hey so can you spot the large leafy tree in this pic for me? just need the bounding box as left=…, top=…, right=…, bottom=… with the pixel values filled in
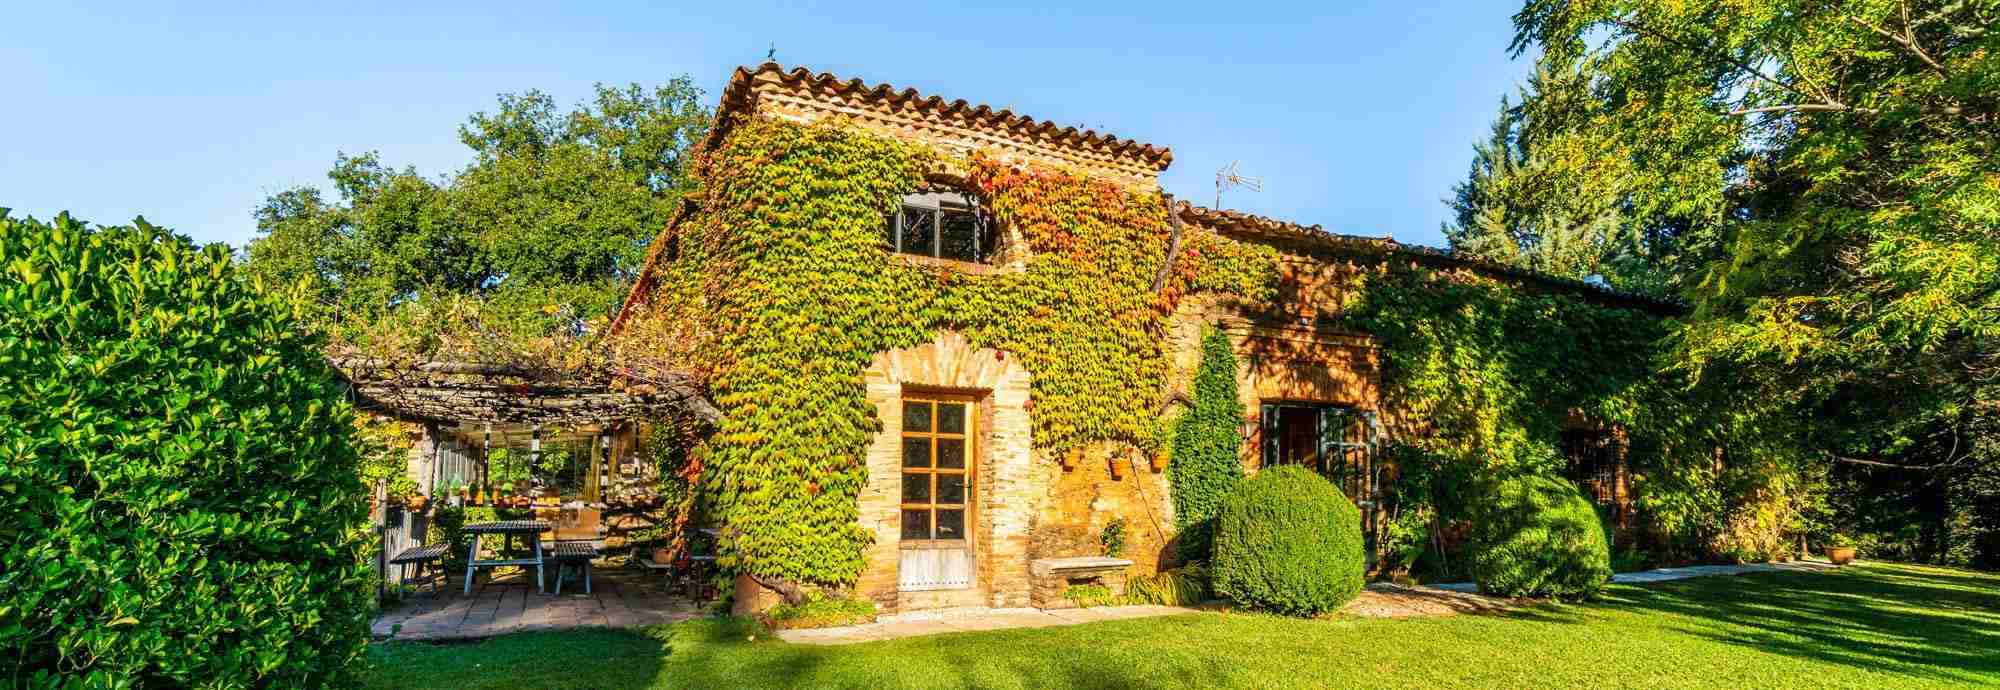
left=1487, top=0, right=1999, bottom=564
left=244, top=80, right=709, bottom=349
left=1444, top=64, right=1664, bottom=292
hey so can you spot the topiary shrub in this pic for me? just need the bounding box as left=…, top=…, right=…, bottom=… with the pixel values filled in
left=1169, top=327, right=1246, bottom=563
left=0, top=212, right=372, bottom=687
left=1468, top=473, right=1613, bottom=599
left=1211, top=465, right=1366, bottom=615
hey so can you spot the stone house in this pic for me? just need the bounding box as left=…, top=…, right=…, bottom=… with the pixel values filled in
left=608, top=63, right=1677, bottom=614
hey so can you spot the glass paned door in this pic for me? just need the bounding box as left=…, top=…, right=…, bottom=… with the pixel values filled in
left=898, top=395, right=975, bottom=591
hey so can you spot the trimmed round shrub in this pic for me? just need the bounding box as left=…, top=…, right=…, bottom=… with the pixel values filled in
left=0, top=213, right=372, bottom=687
left=1468, top=474, right=1613, bottom=599
left=1211, top=465, right=1366, bottom=615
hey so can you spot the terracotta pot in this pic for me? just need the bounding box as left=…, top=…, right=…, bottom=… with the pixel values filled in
left=405, top=495, right=428, bottom=511
left=1149, top=451, right=1168, bottom=472
left=1826, top=547, right=1857, bottom=565
left=651, top=547, right=674, bottom=564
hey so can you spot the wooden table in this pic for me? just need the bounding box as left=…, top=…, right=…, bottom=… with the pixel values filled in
left=462, top=520, right=553, bottom=595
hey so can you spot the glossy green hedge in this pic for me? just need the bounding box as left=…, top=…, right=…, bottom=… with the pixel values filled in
left=1468, top=473, right=1613, bottom=599
left=1212, top=466, right=1366, bottom=615
left=1169, top=327, right=1245, bottom=563
left=0, top=213, right=373, bottom=687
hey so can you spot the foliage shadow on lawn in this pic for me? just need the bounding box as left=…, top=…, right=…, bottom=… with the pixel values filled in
left=1504, top=565, right=2000, bottom=685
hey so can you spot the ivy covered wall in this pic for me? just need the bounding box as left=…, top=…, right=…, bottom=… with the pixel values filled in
left=620, top=112, right=1696, bottom=592
left=621, top=117, right=1278, bottom=589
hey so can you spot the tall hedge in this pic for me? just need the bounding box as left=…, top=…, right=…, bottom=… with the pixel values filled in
left=1212, top=465, right=1366, bottom=615
left=1468, top=473, right=1613, bottom=599
left=1169, top=327, right=1246, bottom=562
left=0, top=213, right=372, bottom=687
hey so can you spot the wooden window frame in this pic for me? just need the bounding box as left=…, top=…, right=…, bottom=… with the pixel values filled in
left=899, top=393, right=976, bottom=551
left=883, top=190, right=997, bottom=265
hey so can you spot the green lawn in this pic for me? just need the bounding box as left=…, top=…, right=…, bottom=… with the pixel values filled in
left=361, top=563, right=2000, bottom=689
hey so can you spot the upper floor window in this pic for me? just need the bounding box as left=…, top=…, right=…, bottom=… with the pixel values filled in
left=884, top=190, right=998, bottom=264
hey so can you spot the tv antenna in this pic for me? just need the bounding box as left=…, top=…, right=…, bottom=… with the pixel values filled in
left=1215, top=161, right=1263, bottom=209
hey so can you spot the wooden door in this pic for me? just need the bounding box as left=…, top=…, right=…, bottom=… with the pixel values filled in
left=897, top=395, right=975, bottom=591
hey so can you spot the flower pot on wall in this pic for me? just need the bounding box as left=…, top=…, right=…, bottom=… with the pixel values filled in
left=1826, top=547, right=1857, bottom=565
left=405, top=495, right=428, bottom=511
left=651, top=547, right=673, bottom=564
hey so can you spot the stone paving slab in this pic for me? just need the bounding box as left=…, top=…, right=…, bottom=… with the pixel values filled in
left=1430, top=558, right=1842, bottom=593
left=777, top=605, right=1203, bottom=645
left=777, top=561, right=1850, bottom=644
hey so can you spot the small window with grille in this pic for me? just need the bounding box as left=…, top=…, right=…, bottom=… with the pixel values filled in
left=882, top=190, right=999, bottom=264
left=1561, top=428, right=1620, bottom=506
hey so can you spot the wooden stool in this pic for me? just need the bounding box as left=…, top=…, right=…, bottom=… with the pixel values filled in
left=389, top=543, right=449, bottom=595
left=548, top=541, right=599, bottom=595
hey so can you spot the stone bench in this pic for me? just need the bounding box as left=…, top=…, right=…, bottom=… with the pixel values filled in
left=1029, top=556, right=1133, bottom=609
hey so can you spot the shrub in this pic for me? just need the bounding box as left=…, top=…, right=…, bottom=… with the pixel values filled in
left=1169, top=327, right=1247, bottom=562
left=1098, top=516, right=1127, bottom=558
left=1121, top=565, right=1210, bottom=607
left=1211, top=466, right=1366, bottom=615
left=1468, top=474, right=1613, bottom=599
left=762, top=592, right=877, bottom=630
left=0, top=213, right=372, bottom=687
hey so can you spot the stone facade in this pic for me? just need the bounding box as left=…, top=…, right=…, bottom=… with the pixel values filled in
left=649, top=63, right=1668, bottom=614
left=843, top=331, right=1184, bottom=613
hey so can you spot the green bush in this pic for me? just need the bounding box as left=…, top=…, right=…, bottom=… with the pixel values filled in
left=1169, top=327, right=1247, bottom=562
left=1121, top=565, right=1210, bottom=606
left=1468, top=474, right=1613, bottom=599
left=762, top=592, right=877, bottom=630
left=0, top=213, right=372, bottom=687
left=1211, top=465, right=1366, bottom=615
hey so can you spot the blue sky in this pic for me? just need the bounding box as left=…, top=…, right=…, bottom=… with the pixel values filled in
left=5, top=1, right=1534, bottom=250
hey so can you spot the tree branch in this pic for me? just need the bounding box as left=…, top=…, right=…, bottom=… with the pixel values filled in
left=1831, top=454, right=1941, bottom=471
left=1847, top=11, right=1951, bottom=78
left=1611, top=16, right=1840, bottom=109
left=1729, top=103, right=1879, bottom=116
left=1150, top=192, right=1187, bottom=294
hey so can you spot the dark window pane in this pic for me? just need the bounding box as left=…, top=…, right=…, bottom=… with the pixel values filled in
left=900, top=206, right=936, bottom=257
left=902, top=401, right=932, bottom=432
left=902, top=437, right=931, bottom=469
left=938, top=473, right=967, bottom=504
left=937, top=438, right=965, bottom=469
left=937, top=403, right=965, bottom=434
left=939, top=206, right=981, bottom=262
left=901, top=473, right=931, bottom=503
left=936, top=509, right=964, bottom=539
left=883, top=212, right=899, bottom=249
left=901, top=510, right=931, bottom=540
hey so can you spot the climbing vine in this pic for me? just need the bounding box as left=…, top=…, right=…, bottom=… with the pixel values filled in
left=1333, top=262, right=1701, bottom=567
left=619, top=117, right=1278, bottom=589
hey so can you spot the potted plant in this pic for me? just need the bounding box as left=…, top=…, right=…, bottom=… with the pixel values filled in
left=447, top=476, right=468, bottom=507
left=1825, top=534, right=1858, bottom=565
left=405, top=492, right=428, bottom=511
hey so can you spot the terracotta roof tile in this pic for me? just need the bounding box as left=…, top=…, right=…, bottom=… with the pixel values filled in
left=1175, top=202, right=1686, bottom=315
left=713, top=62, right=1172, bottom=171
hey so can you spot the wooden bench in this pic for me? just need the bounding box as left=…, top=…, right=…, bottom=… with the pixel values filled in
left=548, top=541, right=599, bottom=595
left=389, top=543, right=450, bottom=596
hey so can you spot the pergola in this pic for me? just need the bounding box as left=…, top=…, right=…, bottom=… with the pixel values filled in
left=332, top=356, right=718, bottom=504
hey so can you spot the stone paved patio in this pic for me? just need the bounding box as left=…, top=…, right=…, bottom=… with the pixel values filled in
left=371, top=568, right=704, bottom=641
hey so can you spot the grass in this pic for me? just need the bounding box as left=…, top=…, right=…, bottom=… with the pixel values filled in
left=360, top=563, right=2000, bottom=689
